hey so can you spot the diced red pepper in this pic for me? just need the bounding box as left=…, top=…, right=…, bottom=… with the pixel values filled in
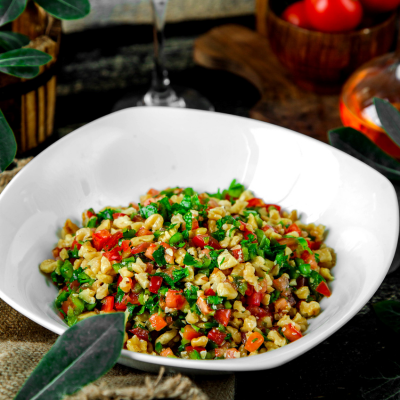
left=244, top=332, right=264, bottom=352
left=282, top=323, right=303, bottom=342
left=247, top=291, right=264, bottom=307
left=92, top=229, right=112, bottom=251
left=104, top=246, right=122, bottom=262
left=182, top=325, right=202, bottom=341
left=112, top=212, right=127, bottom=219
left=246, top=198, right=265, bottom=207
left=207, top=328, right=227, bottom=346
left=149, top=313, right=167, bottom=331
left=121, top=240, right=132, bottom=253
left=101, top=296, right=114, bottom=312
left=70, top=240, right=82, bottom=250
left=245, top=284, right=254, bottom=297
left=137, top=227, right=153, bottom=237
left=231, top=246, right=244, bottom=263
left=286, top=223, right=302, bottom=235
left=204, top=288, right=216, bottom=296
left=214, top=309, right=232, bottom=327
left=316, top=281, right=331, bottom=297
left=192, top=235, right=222, bottom=250
left=149, top=276, right=163, bottom=294
left=165, top=290, right=185, bottom=309
left=87, top=210, right=96, bottom=218
left=103, top=231, right=123, bottom=251
left=130, top=327, right=149, bottom=341
left=131, top=242, right=151, bottom=255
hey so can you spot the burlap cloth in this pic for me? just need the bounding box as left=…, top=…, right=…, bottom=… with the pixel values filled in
left=0, top=160, right=235, bottom=400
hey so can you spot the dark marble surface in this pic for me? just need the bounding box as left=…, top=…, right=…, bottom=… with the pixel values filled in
left=48, top=16, right=400, bottom=400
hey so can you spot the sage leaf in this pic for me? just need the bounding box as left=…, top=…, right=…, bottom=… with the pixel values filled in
left=328, top=127, right=400, bottom=180
left=15, top=313, right=125, bottom=400
left=0, top=109, right=17, bottom=173
left=0, top=0, right=27, bottom=27
left=0, top=32, right=30, bottom=51
left=373, top=300, right=400, bottom=334
left=0, top=48, right=52, bottom=67
left=34, top=0, right=90, bottom=20
left=374, top=98, right=400, bottom=148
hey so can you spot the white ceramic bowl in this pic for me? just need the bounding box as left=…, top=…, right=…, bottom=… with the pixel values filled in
left=0, top=108, right=398, bottom=374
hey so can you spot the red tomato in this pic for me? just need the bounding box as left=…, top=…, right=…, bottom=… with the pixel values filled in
left=131, top=242, right=151, bottom=255
left=282, top=1, right=311, bottom=29
left=207, top=328, right=227, bottom=346
left=87, top=209, right=95, bottom=218
left=225, top=348, right=240, bottom=359
left=282, top=323, right=303, bottom=342
left=182, top=325, right=203, bottom=341
left=149, top=276, right=163, bottom=294
left=360, top=0, right=399, bottom=12
left=112, top=213, right=127, bottom=219
left=147, top=188, right=160, bottom=196
left=192, top=234, right=222, bottom=250
left=264, top=204, right=281, bottom=212
left=273, top=275, right=289, bottom=291
left=274, top=298, right=290, bottom=313
left=70, top=240, right=82, bottom=250
left=214, top=309, right=232, bottom=327
left=231, top=246, right=244, bottom=263
left=301, top=251, right=319, bottom=270
left=160, top=348, right=174, bottom=357
left=246, top=305, right=271, bottom=319
left=143, top=197, right=157, bottom=206
left=165, top=290, right=185, bottom=309
left=185, top=346, right=206, bottom=354
left=114, top=293, right=140, bottom=311
left=149, top=313, right=167, bottom=331
left=130, top=327, right=149, bottom=341
left=247, top=291, right=264, bottom=307
left=160, top=242, right=175, bottom=264
left=286, top=223, right=302, bottom=235
left=245, top=284, right=254, bottom=297
left=101, top=296, right=114, bottom=312
left=196, top=296, right=212, bottom=315
left=144, top=243, right=158, bottom=260
left=191, top=219, right=199, bottom=230
left=69, top=280, right=80, bottom=291
left=246, top=198, right=265, bottom=207
left=121, top=240, right=132, bottom=253
left=316, top=281, right=332, bottom=297
left=104, top=231, right=123, bottom=251
left=61, top=298, right=74, bottom=315
left=137, top=227, right=153, bottom=237
left=104, top=246, right=122, bottom=262
left=204, top=288, right=216, bottom=296
left=305, top=0, right=363, bottom=33
left=306, top=238, right=321, bottom=250
left=92, top=230, right=112, bottom=251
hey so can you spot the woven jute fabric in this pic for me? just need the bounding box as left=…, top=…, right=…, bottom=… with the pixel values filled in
left=0, top=161, right=235, bottom=400
left=0, top=158, right=33, bottom=194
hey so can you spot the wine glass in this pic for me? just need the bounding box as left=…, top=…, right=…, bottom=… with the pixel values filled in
left=113, top=0, right=213, bottom=111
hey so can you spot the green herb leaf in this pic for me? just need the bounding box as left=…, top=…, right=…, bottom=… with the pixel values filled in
left=172, top=267, right=190, bottom=283
left=169, top=232, right=184, bottom=247
left=116, top=287, right=125, bottom=303
left=15, top=313, right=124, bottom=400
left=207, top=296, right=224, bottom=305
left=153, top=246, right=166, bottom=266
left=155, top=341, right=163, bottom=353
left=226, top=179, right=245, bottom=199
left=183, top=253, right=203, bottom=268
left=34, top=0, right=90, bottom=20
left=97, top=208, right=114, bottom=222
left=0, top=0, right=27, bottom=26
left=140, top=203, right=158, bottom=219
left=0, top=31, right=29, bottom=51
left=373, top=300, right=400, bottom=334
left=328, top=127, right=400, bottom=180
left=184, top=285, right=198, bottom=306
left=0, top=110, right=17, bottom=173
left=270, top=290, right=281, bottom=303
left=374, top=98, right=400, bottom=147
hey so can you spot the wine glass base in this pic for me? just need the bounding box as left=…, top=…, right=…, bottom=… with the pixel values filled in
left=112, top=86, right=214, bottom=112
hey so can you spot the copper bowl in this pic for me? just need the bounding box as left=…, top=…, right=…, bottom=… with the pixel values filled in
left=267, top=0, right=397, bottom=94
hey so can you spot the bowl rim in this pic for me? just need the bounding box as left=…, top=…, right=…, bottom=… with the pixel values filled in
left=267, top=2, right=397, bottom=37
left=0, top=106, right=398, bottom=372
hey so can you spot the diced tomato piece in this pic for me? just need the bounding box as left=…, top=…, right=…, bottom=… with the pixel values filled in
left=247, top=291, right=263, bottom=307
left=247, top=198, right=265, bottom=207
left=244, top=332, right=264, bottom=352
left=131, top=242, right=151, bottom=255
left=160, top=242, right=175, bottom=264
left=301, top=251, right=319, bottom=270
left=316, top=281, right=331, bottom=297
left=165, top=290, right=185, bottom=309
left=104, top=246, right=122, bottom=262
left=160, top=348, right=174, bottom=357
left=121, top=240, right=132, bottom=252
left=114, top=293, right=140, bottom=311
left=92, top=229, right=112, bottom=251
left=69, top=280, right=80, bottom=291
left=231, top=246, right=244, bottom=263
left=112, top=212, right=127, bottom=219
left=246, top=306, right=271, bottom=319
left=286, top=223, right=302, bottom=235
left=129, top=202, right=139, bottom=210
left=186, top=346, right=206, bottom=354
left=282, top=323, right=303, bottom=342
left=70, top=240, right=82, bottom=250
left=273, top=275, right=289, bottom=291
left=144, top=243, right=158, bottom=260
left=191, top=219, right=199, bottom=230
left=182, top=325, right=202, bottom=341
left=132, top=215, right=145, bottom=222
left=245, top=284, right=254, bottom=297
left=104, top=231, right=123, bottom=251
left=87, top=210, right=95, bottom=218
left=149, top=313, right=167, bottom=331
left=208, top=328, right=227, bottom=346
left=274, top=298, right=290, bottom=313
left=61, top=298, right=75, bottom=315
left=207, top=198, right=219, bottom=209
left=197, top=296, right=212, bottom=315
left=149, top=276, right=163, bottom=294
left=147, top=188, right=160, bottom=196
left=262, top=224, right=278, bottom=233
left=204, top=288, right=216, bottom=296
left=130, top=327, right=149, bottom=341
left=214, top=309, right=232, bottom=327
left=101, top=296, right=114, bottom=312
left=239, top=221, right=257, bottom=242
left=192, top=235, right=221, bottom=250
left=137, top=227, right=153, bottom=237
left=215, top=348, right=227, bottom=358
left=146, top=262, right=154, bottom=274
left=143, top=197, right=157, bottom=206
left=265, top=204, right=281, bottom=212
left=117, top=275, right=123, bottom=287
left=225, top=348, right=240, bottom=359
left=306, top=239, right=321, bottom=250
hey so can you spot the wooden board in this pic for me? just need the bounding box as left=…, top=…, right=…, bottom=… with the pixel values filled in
left=193, top=24, right=342, bottom=143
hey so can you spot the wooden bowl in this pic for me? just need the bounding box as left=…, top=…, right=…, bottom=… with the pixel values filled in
left=266, top=0, right=397, bottom=94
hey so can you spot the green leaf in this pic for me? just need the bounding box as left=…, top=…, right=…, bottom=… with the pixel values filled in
left=153, top=245, right=166, bottom=266
left=0, top=31, right=29, bottom=51
left=0, top=65, right=40, bottom=78
left=0, top=0, right=27, bottom=26
left=15, top=313, right=125, bottom=400
left=0, top=109, right=16, bottom=173
left=0, top=48, right=52, bottom=67
left=373, top=300, right=400, bottom=334
left=34, top=0, right=90, bottom=20
left=374, top=98, right=400, bottom=147
left=328, top=127, right=400, bottom=181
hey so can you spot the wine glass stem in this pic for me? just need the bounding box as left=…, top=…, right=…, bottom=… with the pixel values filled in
left=151, top=0, right=170, bottom=94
